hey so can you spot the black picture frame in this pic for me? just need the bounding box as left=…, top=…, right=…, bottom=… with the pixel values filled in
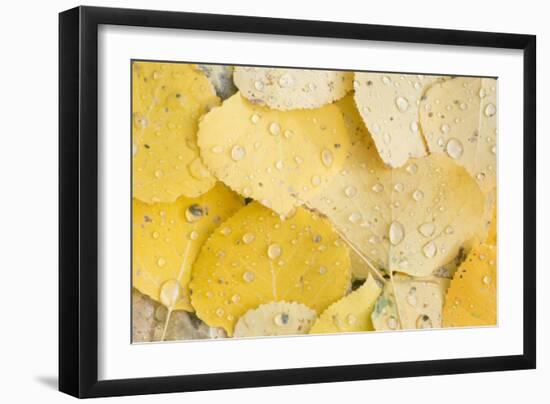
left=59, top=5, right=536, bottom=398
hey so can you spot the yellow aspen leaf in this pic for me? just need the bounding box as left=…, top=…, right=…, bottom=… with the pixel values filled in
left=132, top=61, right=220, bottom=203
left=197, top=93, right=351, bottom=216
left=233, top=302, right=317, bottom=337
left=132, top=183, right=244, bottom=313
left=190, top=202, right=351, bottom=336
left=233, top=67, right=353, bottom=110
left=371, top=274, right=446, bottom=331
left=354, top=72, right=448, bottom=168
left=443, top=243, right=497, bottom=327
left=308, top=138, right=486, bottom=277
left=334, top=93, right=371, bottom=145
left=309, top=275, right=381, bottom=334
left=419, top=77, right=497, bottom=193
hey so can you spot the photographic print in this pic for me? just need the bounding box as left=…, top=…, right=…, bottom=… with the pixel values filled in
left=131, top=61, right=497, bottom=342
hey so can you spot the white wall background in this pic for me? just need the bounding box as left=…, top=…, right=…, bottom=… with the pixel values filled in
left=0, top=0, right=545, bottom=402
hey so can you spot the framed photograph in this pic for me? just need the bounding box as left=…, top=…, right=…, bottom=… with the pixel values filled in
left=59, top=6, right=536, bottom=398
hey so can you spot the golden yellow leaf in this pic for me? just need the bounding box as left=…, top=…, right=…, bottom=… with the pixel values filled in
left=190, top=202, right=351, bottom=336
left=132, top=183, right=244, bottom=313
left=419, top=77, right=497, bottom=193
left=371, top=274, right=447, bottom=330
left=309, top=275, right=381, bottom=334
left=132, top=61, right=220, bottom=203
left=442, top=242, right=497, bottom=327
left=308, top=138, right=487, bottom=277
left=233, top=302, right=317, bottom=337
left=233, top=67, right=353, bottom=110
left=354, top=73, right=447, bottom=167
left=197, top=93, right=351, bottom=216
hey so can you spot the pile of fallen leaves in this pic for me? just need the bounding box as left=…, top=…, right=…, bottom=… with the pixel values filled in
left=132, top=62, right=497, bottom=342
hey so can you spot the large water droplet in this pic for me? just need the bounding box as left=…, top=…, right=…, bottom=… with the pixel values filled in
left=185, top=204, right=203, bottom=223
left=372, top=183, right=384, bottom=193
left=242, top=233, right=255, bottom=244
left=416, top=314, right=433, bottom=329
left=321, top=149, right=333, bottom=167
left=446, top=138, right=464, bottom=159
left=278, top=73, right=294, bottom=88
left=422, top=241, right=437, bottom=258
left=348, top=212, right=362, bottom=224
left=395, top=96, right=409, bottom=112
left=389, top=221, right=405, bottom=245
left=159, top=279, right=181, bottom=307
left=484, top=103, right=496, bottom=117
left=418, top=222, right=435, bottom=237
left=344, top=185, right=357, bottom=198
left=267, top=243, right=282, bottom=260
left=231, top=145, right=246, bottom=161
left=273, top=312, right=290, bottom=326
left=412, top=189, right=424, bottom=201
left=269, top=122, right=281, bottom=136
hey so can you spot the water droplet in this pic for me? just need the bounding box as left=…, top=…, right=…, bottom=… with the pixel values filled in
left=211, top=145, right=224, bottom=154
left=446, top=138, right=464, bottom=159
left=151, top=231, right=160, bottom=239
left=242, top=233, right=255, bottom=244
left=231, top=145, right=246, bottom=161
left=159, top=279, right=181, bottom=307
left=484, top=103, right=496, bottom=117
left=369, top=235, right=380, bottom=244
left=412, top=189, right=424, bottom=201
left=372, top=183, right=384, bottom=193
left=418, top=222, right=435, bottom=237
left=406, top=294, right=417, bottom=307
left=311, top=175, right=321, bottom=187
left=395, top=96, right=409, bottom=112
left=185, top=204, right=203, bottom=223
left=133, top=144, right=138, bottom=156
left=319, top=266, right=327, bottom=275
left=422, top=241, right=437, bottom=258
left=372, top=123, right=381, bottom=133
left=189, top=230, right=199, bottom=240
left=386, top=316, right=398, bottom=329
left=216, top=307, right=225, bottom=317
left=267, top=243, right=282, bottom=260
left=445, top=226, right=454, bottom=235
left=231, top=294, right=241, bottom=303
left=416, top=314, right=432, bottom=329
left=344, top=185, right=357, bottom=198
left=406, top=163, right=418, bottom=175
left=284, top=129, right=294, bottom=139
left=479, top=88, right=487, bottom=98
left=389, top=221, right=405, bottom=245
left=382, top=76, right=391, bottom=85
left=483, top=275, right=492, bottom=285
left=440, top=123, right=450, bottom=134
left=254, top=80, right=264, bottom=91
left=346, top=314, right=357, bottom=325
left=278, top=73, right=294, bottom=88
left=491, top=145, right=497, bottom=155
left=321, top=149, right=333, bottom=167
left=459, top=102, right=467, bottom=110
left=243, top=187, right=252, bottom=196
left=348, top=212, right=362, bottom=224
left=269, top=122, right=281, bottom=136
left=394, top=183, right=404, bottom=192
left=154, top=169, right=164, bottom=179
left=273, top=312, right=289, bottom=326
left=410, top=121, right=419, bottom=133
left=250, top=114, right=260, bottom=124
left=157, top=257, right=166, bottom=267
left=220, top=227, right=232, bottom=236
left=242, top=271, right=255, bottom=283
